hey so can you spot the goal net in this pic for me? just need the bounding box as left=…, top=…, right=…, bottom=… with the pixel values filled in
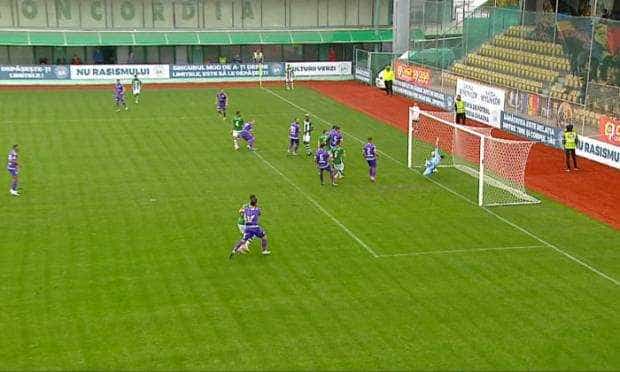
left=408, top=108, right=540, bottom=207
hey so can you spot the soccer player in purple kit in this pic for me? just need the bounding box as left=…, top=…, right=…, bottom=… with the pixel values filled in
left=216, top=89, right=228, bottom=120
left=238, top=120, right=256, bottom=150
left=328, top=125, right=343, bottom=151
left=7, top=144, right=19, bottom=196
left=114, top=79, right=128, bottom=112
left=230, top=195, right=270, bottom=258
left=363, top=137, right=378, bottom=182
left=316, top=143, right=336, bottom=186
left=287, top=118, right=300, bottom=155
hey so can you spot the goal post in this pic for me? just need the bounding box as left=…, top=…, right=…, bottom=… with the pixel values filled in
left=408, top=108, right=540, bottom=207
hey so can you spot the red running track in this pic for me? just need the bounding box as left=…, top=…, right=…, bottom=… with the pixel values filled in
left=306, top=81, right=620, bottom=229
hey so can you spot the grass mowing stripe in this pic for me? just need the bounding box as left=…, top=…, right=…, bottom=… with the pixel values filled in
left=252, top=150, right=379, bottom=258
left=377, top=245, right=545, bottom=258
left=263, top=87, right=620, bottom=286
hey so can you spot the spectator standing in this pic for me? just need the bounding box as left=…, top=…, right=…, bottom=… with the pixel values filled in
left=93, top=48, right=104, bottom=64
left=383, top=66, right=394, bottom=96
left=563, top=124, right=579, bottom=171
left=455, top=94, right=466, bottom=124
left=328, top=47, right=337, bottom=62
left=253, top=49, right=263, bottom=63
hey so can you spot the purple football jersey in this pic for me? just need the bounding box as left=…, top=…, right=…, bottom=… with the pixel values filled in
left=315, top=148, right=330, bottom=168
left=363, top=143, right=376, bottom=160
left=243, top=206, right=261, bottom=226
left=330, top=130, right=342, bottom=147
left=7, top=149, right=17, bottom=171
left=217, top=92, right=227, bottom=107
left=289, top=122, right=300, bottom=139
left=115, top=83, right=124, bottom=97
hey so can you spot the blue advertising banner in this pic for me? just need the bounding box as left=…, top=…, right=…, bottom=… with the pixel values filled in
left=171, top=63, right=284, bottom=79
left=0, top=65, right=70, bottom=80
left=393, top=79, right=454, bottom=111
left=500, top=111, right=562, bottom=148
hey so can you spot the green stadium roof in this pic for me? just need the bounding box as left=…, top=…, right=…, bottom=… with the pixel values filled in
left=0, top=28, right=392, bottom=46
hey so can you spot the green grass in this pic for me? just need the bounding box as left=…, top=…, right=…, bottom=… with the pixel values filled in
left=0, top=86, right=618, bottom=370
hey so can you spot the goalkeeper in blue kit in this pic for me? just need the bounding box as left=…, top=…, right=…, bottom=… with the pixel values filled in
left=423, top=139, right=444, bottom=176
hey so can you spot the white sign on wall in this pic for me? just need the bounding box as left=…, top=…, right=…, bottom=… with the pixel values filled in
left=70, top=64, right=170, bottom=80
left=456, top=79, right=506, bottom=128
left=576, top=136, right=620, bottom=169
left=286, top=62, right=352, bottom=77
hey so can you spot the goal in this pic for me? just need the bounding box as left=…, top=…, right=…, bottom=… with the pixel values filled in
left=408, top=108, right=540, bottom=207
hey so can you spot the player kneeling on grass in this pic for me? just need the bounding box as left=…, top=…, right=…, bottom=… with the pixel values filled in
left=331, top=140, right=345, bottom=180
left=423, top=140, right=444, bottom=176
left=316, top=143, right=336, bottom=186
left=230, top=195, right=270, bottom=258
left=131, top=74, right=142, bottom=104
left=238, top=120, right=256, bottom=151
left=232, top=111, right=244, bottom=150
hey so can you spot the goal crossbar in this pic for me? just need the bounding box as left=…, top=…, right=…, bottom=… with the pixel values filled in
left=408, top=108, right=540, bottom=207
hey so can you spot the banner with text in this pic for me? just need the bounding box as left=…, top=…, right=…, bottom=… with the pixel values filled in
left=0, top=65, right=70, bottom=80
left=393, top=59, right=431, bottom=87
left=500, top=112, right=562, bottom=148
left=286, top=62, right=352, bottom=77
left=393, top=79, right=454, bottom=111
left=355, top=67, right=371, bottom=83
left=70, top=65, right=169, bottom=80
left=171, top=63, right=284, bottom=79
left=576, top=136, right=620, bottom=169
left=456, top=79, right=506, bottom=128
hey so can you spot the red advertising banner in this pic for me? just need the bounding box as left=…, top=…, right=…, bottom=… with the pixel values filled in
left=599, top=115, right=620, bottom=144
left=394, top=59, right=431, bottom=87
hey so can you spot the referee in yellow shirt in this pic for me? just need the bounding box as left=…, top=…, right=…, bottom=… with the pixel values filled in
left=383, top=66, right=395, bottom=96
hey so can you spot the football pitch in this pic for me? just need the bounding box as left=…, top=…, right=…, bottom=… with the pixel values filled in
left=1, top=85, right=618, bottom=370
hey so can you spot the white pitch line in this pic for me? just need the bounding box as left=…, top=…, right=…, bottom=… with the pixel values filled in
left=378, top=245, right=544, bottom=258
left=253, top=151, right=379, bottom=258
left=263, top=87, right=620, bottom=286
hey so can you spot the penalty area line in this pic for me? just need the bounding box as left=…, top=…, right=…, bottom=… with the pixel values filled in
left=264, top=87, right=620, bottom=286
left=378, top=245, right=544, bottom=258
left=253, top=151, right=379, bottom=258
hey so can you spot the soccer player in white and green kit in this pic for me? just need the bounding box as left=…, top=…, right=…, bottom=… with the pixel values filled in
left=131, top=74, right=142, bottom=104
left=331, top=140, right=345, bottom=180
left=302, top=114, right=313, bottom=156
left=232, top=111, right=244, bottom=150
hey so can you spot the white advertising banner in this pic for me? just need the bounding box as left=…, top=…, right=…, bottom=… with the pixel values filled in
left=70, top=64, right=170, bottom=80
left=576, top=136, right=620, bottom=169
left=286, top=62, right=352, bottom=77
left=456, top=79, right=506, bottom=128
